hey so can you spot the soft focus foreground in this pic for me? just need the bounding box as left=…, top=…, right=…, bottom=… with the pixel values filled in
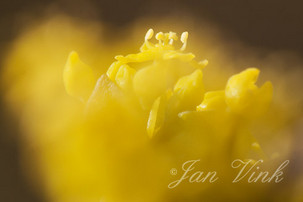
left=2, top=16, right=303, bottom=202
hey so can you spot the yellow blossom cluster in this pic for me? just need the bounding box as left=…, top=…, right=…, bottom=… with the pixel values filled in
left=2, top=18, right=301, bottom=201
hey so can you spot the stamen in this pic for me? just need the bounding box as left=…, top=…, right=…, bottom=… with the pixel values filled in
left=114, top=55, right=124, bottom=60
left=168, top=31, right=178, bottom=45
left=180, top=31, right=188, bottom=51
left=145, top=29, right=154, bottom=41
left=155, top=32, right=164, bottom=44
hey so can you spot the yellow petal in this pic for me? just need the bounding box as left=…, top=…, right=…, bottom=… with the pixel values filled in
left=196, top=91, right=226, bottom=111
left=63, top=51, right=95, bottom=102
left=174, top=69, right=204, bottom=110
left=163, top=52, right=195, bottom=62
left=225, top=68, right=272, bottom=115
left=147, top=93, right=168, bottom=138
left=115, top=64, right=136, bottom=91
left=86, top=74, right=122, bottom=114
left=106, top=61, right=122, bottom=81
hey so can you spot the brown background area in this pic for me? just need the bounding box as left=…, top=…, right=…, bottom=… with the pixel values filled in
left=0, top=0, right=302, bottom=201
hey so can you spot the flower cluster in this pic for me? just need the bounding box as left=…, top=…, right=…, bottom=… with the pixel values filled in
left=64, top=28, right=272, bottom=140
left=60, top=29, right=275, bottom=201
left=5, top=20, right=292, bottom=201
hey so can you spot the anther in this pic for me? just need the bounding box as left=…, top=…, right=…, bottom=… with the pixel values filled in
left=168, top=32, right=178, bottom=45
left=145, top=29, right=154, bottom=41
left=180, top=31, right=188, bottom=51
left=156, top=32, right=165, bottom=44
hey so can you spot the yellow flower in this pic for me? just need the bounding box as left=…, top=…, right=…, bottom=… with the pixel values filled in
left=64, top=29, right=210, bottom=139
left=64, top=29, right=273, bottom=141
left=62, top=29, right=274, bottom=200
left=4, top=19, right=299, bottom=201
